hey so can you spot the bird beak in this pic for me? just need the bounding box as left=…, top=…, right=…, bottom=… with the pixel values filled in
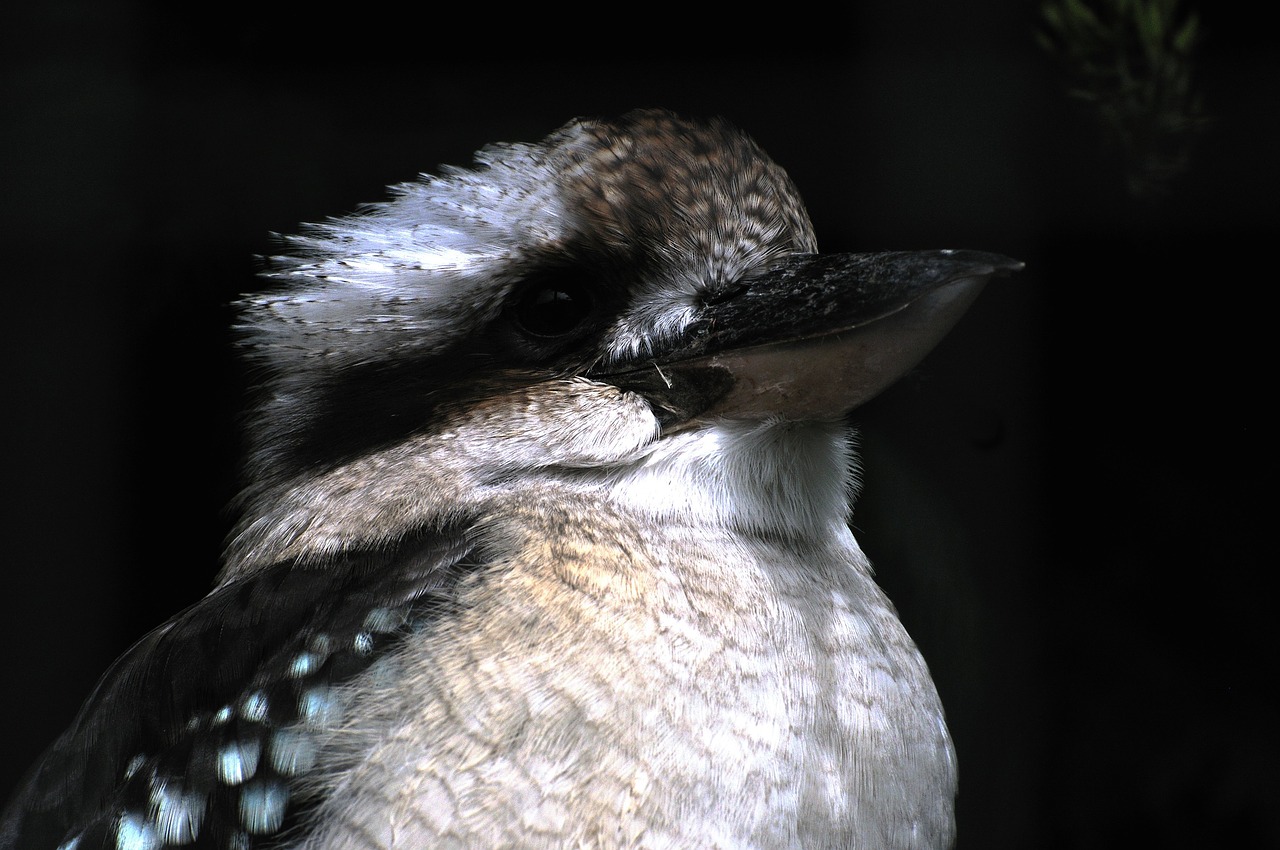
left=600, top=250, right=1024, bottom=427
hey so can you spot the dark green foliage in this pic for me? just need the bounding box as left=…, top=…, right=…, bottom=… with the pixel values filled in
left=1038, top=0, right=1211, bottom=198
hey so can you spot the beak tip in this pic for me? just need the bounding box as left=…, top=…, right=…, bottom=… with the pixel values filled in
left=936, top=249, right=1025, bottom=277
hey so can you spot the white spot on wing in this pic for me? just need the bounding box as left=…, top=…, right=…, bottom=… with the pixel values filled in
left=122, top=755, right=146, bottom=781
left=217, top=739, right=261, bottom=785
left=114, top=812, right=159, bottom=850
left=239, top=779, right=289, bottom=835
left=149, top=778, right=207, bottom=844
left=362, top=607, right=406, bottom=634
left=298, top=685, right=341, bottom=728
left=268, top=728, right=318, bottom=775
left=239, top=691, right=269, bottom=722
left=288, top=651, right=320, bottom=678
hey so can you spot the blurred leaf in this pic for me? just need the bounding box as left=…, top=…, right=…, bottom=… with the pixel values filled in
left=1173, top=13, right=1200, bottom=53
left=1037, top=0, right=1211, bottom=199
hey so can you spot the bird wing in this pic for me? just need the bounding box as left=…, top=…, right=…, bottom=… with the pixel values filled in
left=0, top=527, right=477, bottom=850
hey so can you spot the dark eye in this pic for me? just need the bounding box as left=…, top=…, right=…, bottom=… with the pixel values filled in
left=513, top=281, right=594, bottom=338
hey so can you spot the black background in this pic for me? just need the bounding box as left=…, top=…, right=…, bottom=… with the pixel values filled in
left=1, top=2, right=1274, bottom=847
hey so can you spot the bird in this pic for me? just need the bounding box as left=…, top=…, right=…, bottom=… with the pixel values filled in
left=0, top=108, right=1021, bottom=850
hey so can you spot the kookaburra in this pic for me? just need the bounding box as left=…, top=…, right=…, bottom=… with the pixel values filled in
left=1, top=109, right=1021, bottom=850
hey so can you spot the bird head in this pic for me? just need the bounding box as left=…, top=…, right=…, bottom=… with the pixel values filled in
left=225, top=109, right=1021, bottom=574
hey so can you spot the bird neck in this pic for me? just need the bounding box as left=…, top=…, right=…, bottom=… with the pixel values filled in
left=605, top=418, right=859, bottom=544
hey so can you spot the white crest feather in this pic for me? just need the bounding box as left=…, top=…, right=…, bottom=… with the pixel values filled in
left=237, top=140, right=575, bottom=371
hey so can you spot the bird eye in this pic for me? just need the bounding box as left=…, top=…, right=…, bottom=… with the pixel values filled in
left=512, top=280, right=594, bottom=338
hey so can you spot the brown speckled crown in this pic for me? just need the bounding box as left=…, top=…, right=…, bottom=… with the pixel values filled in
left=553, top=110, right=818, bottom=283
